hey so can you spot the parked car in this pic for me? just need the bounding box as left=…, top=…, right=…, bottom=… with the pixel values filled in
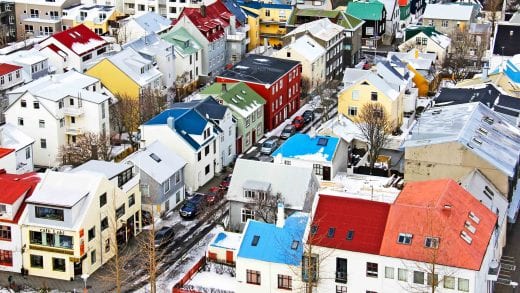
left=261, top=138, right=278, bottom=155
left=206, top=186, right=225, bottom=205
left=302, top=110, right=314, bottom=123
left=219, top=174, right=232, bottom=190
left=154, top=226, right=175, bottom=248
left=179, top=193, right=207, bottom=219
left=292, top=116, right=305, bottom=130
left=280, top=125, right=296, bottom=139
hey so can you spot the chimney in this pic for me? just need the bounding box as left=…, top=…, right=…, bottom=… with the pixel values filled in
left=167, top=116, right=175, bottom=130
left=222, top=83, right=227, bottom=92
left=276, top=202, right=285, bottom=228
left=230, top=15, right=236, bottom=35
left=200, top=5, right=206, bottom=18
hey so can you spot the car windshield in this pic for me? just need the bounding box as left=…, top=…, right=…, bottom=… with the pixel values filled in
left=184, top=202, right=196, bottom=209
left=263, top=141, right=274, bottom=147
left=283, top=126, right=293, bottom=132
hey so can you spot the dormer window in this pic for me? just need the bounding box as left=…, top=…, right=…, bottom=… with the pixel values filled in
left=397, top=233, right=413, bottom=244
left=140, top=67, right=145, bottom=74
left=424, top=237, right=439, bottom=248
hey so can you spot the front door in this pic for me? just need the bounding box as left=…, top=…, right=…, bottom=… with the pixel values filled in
left=322, top=166, right=331, bottom=181
left=252, top=129, right=256, bottom=144
left=226, top=250, right=234, bottom=264
left=74, top=261, right=82, bottom=276
left=236, top=136, right=242, bottom=154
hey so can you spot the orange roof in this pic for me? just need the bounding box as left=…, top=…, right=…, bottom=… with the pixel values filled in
left=380, top=179, right=497, bottom=271
left=398, top=0, right=409, bottom=6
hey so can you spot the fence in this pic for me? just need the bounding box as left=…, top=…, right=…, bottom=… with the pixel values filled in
left=172, top=256, right=207, bottom=293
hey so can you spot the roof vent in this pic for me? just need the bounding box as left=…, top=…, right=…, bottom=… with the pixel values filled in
left=443, top=204, right=452, bottom=209
left=482, top=116, right=494, bottom=125
left=291, top=240, right=299, bottom=250
left=251, top=235, right=260, bottom=246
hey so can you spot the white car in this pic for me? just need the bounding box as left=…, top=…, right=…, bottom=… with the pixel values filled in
left=261, top=138, right=278, bottom=155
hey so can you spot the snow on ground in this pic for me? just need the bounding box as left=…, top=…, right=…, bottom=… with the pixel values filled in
left=186, top=263, right=238, bottom=292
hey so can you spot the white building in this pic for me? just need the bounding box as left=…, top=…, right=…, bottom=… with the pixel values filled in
left=117, top=12, right=171, bottom=43
left=398, top=26, right=451, bottom=62
left=0, top=123, right=34, bottom=174
left=0, top=49, right=50, bottom=83
left=0, top=63, right=23, bottom=94
left=4, top=71, right=111, bottom=167
left=121, top=0, right=214, bottom=19
left=161, top=27, right=203, bottom=86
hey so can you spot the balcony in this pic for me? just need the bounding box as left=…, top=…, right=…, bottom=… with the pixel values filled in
left=227, top=31, right=247, bottom=42
left=65, top=126, right=83, bottom=135
left=259, top=32, right=284, bottom=38
left=335, top=271, right=348, bottom=283
left=62, top=106, right=84, bottom=116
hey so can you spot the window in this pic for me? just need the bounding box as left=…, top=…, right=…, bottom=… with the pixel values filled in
left=59, top=235, right=72, bottom=249
left=17, top=117, right=23, bottom=126
left=278, top=274, right=292, bottom=289
left=413, top=271, right=424, bottom=284
left=21, top=100, right=26, bottom=107
left=197, top=152, right=201, bottom=161
left=88, top=227, right=95, bottom=241
left=371, top=92, right=378, bottom=101
left=336, top=285, right=348, bottom=293
left=421, top=37, right=427, bottom=45
left=46, top=233, right=54, bottom=247
left=313, top=164, right=323, bottom=175
left=444, top=276, right=455, bottom=289
left=346, top=230, right=354, bottom=240
left=105, top=239, right=110, bottom=253
left=427, top=273, right=438, bottom=287
left=25, top=25, right=34, bottom=33
left=30, top=255, right=43, bottom=268
left=241, top=208, right=254, bottom=223
left=30, top=231, right=42, bottom=244
left=424, top=237, right=439, bottom=248
left=246, top=269, right=261, bottom=285
left=129, top=194, right=135, bottom=207
left=39, top=120, right=45, bottom=128
left=0, top=226, right=11, bottom=241
left=366, top=27, right=374, bottom=35
left=348, top=106, right=357, bottom=116
left=366, top=262, right=378, bottom=277
left=385, top=267, right=394, bottom=279
left=116, top=204, right=125, bottom=219
left=0, top=250, right=12, bottom=266
left=442, top=20, right=449, bottom=27
left=327, top=227, right=336, bottom=238
left=100, top=193, right=107, bottom=207
left=59, top=118, right=64, bottom=127
left=245, top=117, right=250, bottom=127
left=397, top=233, right=413, bottom=244
left=49, top=11, right=59, bottom=19
left=398, top=268, right=407, bottom=281
left=205, top=145, right=210, bottom=156
left=205, top=165, right=210, bottom=175
left=91, top=250, right=96, bottom=265
left=352, top=90, right=360, bottom=100
left=40, top=139, right=47, bottom=149
left=35, top=206, right=63, bottom=221
left=302, top=254, right=318, bottom=282
left=458, top=278, right=469, bottom=292
left=33, top=101, right=40, bottom=109
left=101, top=217, right=108, bottom=231
left=52, top=257, right=65, bottom=272
left=30, top=9, right=39, bottom=18
left=97, top=47, right=106, bottom=55
left=336, top=258, right=348, bottom=283
left=163, top=179, right=170, bottom=193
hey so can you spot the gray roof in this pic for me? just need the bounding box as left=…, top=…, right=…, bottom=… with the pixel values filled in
left=423, top=3, right=474, bottom=21
left=404, top=102, right=520, bottom=177
left=72, top=160, right=132, bottom=180
left=123, top=141, right=186, bottom=184
left=227, top=159, right=318, bottom=211
left=132, top=12, right=171, bottom=34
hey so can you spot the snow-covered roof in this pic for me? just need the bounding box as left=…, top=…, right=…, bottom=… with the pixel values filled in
left=272, top=134, right=340, bottom=162
left=341, top=69, right=400, bottom=100
left=285, top=18, right=344, bottom=42
left=123, top=141, right=186, bottom=184
left=317, top=114, right=366, bottom=143
left=209, top=231, right=242, bottom=250
left=130, top=12, right=171, bottom=34
left=387, top=51, right=437, bottom=70
left=123, top=33, right=172, bottom=59
left=0, top=123, right=35, bottom=151
left=321, top=173, right=402, bottom=203
left=71, top=160, right=132, bottom=180
left=49, top=24, right=107, bottom=56
left=283, top=35, right=326, bottom=63
left=62, top=4, right=117, bottom=23
left=0, top=49, right=47, bottom=66
left=423, top=3, right=474, bottom=21
left=105, top=47, right=162, bottom=86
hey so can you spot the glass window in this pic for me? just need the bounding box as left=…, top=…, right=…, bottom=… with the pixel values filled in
left=385, top=267, right=394, bottom=279
left=88, top=227, right=95, bottom=241
left=116, top=204, right=125, bottom=219
left=163, top=179, right=170, bottom=193
left=59, top=235, right=73, bottom=249
left=35, top=206, right=63, bottom=221
left=0, top=225, right=11, bottom=241
left=129, top=194, right=135, bottom=207
left=30, top=255, right=43, bottom=268
left=444, top=276, right=455, bottom=289
left=40, top=139, right=46, bottom=149
left=458, top=278, right=469, bottom=292
left=91, top=250, right=96, bottom=265
left=99, top=193, right=107, bottom=207
left=52, top=257, right=65, bottom=272
left=101, top=217, right=108, bottom=231
left=366, top=262, right=378, bottom=277
left=30, top=231, right=42, bottom=244
left=398, top=268, right=408, bottom=281
left=427, top=273, right=438, bottom=287
left=0, top=250, right=13, bottom=266
left=413, top=271, right=424, bottom=284
left=277, top=274, right=291, bottom=289
left=246, top=269, right=261, bottom=285
left=241, top=208, right=254, bottom=223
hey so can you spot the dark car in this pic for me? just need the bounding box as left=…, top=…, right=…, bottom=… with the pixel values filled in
left=302, top=110, right=314, bottom=123
left=219, top=174, right=232, bottom=190
left=154, top=226, right=175, bottom=248
left=280, top=125, right=296, bottom=139
left=179, top=193, right=206, bottom=219
left=206, top=186, right=225, bottom=205
left=292, top=116, right=305, bottom=130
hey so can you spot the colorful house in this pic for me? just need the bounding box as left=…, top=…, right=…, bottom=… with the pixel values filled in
left=244, top=9, right=262, bottom=51
left=346, top=0, right=387, bottom=48
left=398, top=0, right=410, bottom=22
left=61, top=4, right=120, bottom=35
left=200, top=82, right=266, bottom=154
left=399, top=26, right=451, bottom=62
left=388, top=51, right=439, bottom=96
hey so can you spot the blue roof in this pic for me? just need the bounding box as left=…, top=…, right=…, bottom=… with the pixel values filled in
left=504, top=59, right=520, bottom=84
left=239, top=1, right=292, bottom=10
left=272, top=134, right=340, bottom=162
left=133, top=12, right=171, bottom=33
left=237, top=212, right=308, bottom=265
left=222, top=0, right=248, bottom=24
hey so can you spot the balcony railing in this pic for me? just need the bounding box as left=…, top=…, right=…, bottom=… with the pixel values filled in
left=335, top=271, right=348, bottom=283
left=65, top=127, right=83, bottom=136
left=62, top=106, right=84, bottom=116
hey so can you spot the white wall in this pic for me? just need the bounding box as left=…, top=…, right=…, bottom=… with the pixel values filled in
left=0, top=151, right=16, bottom=173
left=174, top=49, right=201, bottom=83
left=236, top=257, right=302, bottom=293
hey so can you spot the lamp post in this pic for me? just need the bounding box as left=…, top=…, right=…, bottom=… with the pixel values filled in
left=81, top=274, right=89, bottom=293
left=511, top=281, right=518, bottom=293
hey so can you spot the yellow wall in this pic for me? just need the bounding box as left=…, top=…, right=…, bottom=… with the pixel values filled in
left=72, top=11, right=121, bottom=35
left=338, top=80, right=403, bottom=127
left=241, top=6, right=292, bottom=47
left=247, top=15, right=261, bottom=51
left=86, top=59, right=140, bottom=99
left=407, top=64, right=429, bottom=97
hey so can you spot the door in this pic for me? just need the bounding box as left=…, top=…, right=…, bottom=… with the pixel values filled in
left=226, top=250, right=234, bottom=264
left=322, top=166, right=331, bottom=181
left=236, top=136, right=242, bottom=154
left=74, top=261, right=82, bottom=276
left=252, top=129, right=256, bottom=144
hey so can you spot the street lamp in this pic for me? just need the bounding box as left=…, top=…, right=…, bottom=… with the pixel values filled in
left=81, top=274, right=89, bottom=293
left=511, top=281, right=518, bottom=293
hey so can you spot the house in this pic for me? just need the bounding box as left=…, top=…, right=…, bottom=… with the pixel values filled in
left=121, top=0, right=216, bottom=19
left=123, top=141, right=186, bottom=217
left=286, top=8, right=364, bottom=67
left=403, top=102, right=520, bottom=223
left=272, top=134, right=348, bottom=181
left=0, top=2, right=16, bottom=43
left=283, top=18, right=345, bottom=81
left=227, top=158, right=319, bottom=232
left=200, top=82, right=266, bottom=154
left=39, top=24, right=110, bottom=73
left=14, top=0, right=81, bottom=39
left=236, top=211, right=308, bottom=292
left=0, top=171, right=39, bottom=273
left=123, top=33, right=176, bottom=90
left=309, top=179, right=500, bottom=293
left=239, top=1, right=293, bottom=48
left=21, top=170, right=140, bottom=280
left=492, top=22, right=520, bottom=57
left=217, top=55, right=302, bottom=131
left=422, top=3, right=476, bottom=35
left=346, top=0, right=387, bottom=49
left=388, top=51, right=439, bottom=96
left=61, top=4, right=120, bottom=35
left=207, top=230, right=242, bottom=265
left=273, top=35, right=326, bottom=92
left=0, top=123, right=34, bottom=174
left=140, top=108, right=219, bottom=192
left=86, top=47, right=163, bottom=99
left=399, top=0, right=411, bottom=25
left=409, top=0, right=425, bottom=20
left=0, top=49, right=49, bottom=83
left=4, top=71, right=111, bottom=167
left=117, top=12, right=171, bottom=43
left=161, top=27, right=202, bottom=98
left=399, top=26, right=451, bottom=62
left=0, top=63, right=23, bottom=95
left=338, top=68, right=404, bottom=127
left=0, top=148, right=15, bottom=173
left=378, top=0, right=400, bottom=44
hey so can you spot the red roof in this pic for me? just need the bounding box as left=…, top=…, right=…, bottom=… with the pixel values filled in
left=398, top=0, right=409, bottom=6
left=0, top=171, right=40, bottom=224
left=174, top=0, right=240, bottom=42
left=0, top=63, right=21, bottom=76
left=309, top=195, right=391, bottom=254
left=50, top=24, right=107, bottom=56
left=379, top=179, right=497, bottom=271
left=0, top=148, right=14, bottom=159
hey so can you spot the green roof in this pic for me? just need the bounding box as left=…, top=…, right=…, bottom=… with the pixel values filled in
left=287, top=7, right=363, bottom=30
left=201, top=82, right=266, bottom=118
left=404, top=26, right=440, bottom=40
left=161, top=27, right=201, bottom=56
left=346, top=0, right=385, bottom=21
left=338, top=11, right=364, bottom=30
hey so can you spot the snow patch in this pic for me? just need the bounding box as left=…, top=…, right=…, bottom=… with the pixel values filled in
left=71, top=38, right=106, bottom=55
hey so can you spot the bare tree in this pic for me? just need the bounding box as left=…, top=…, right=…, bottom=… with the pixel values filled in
left=301, top=76, right=312, bottom=98
left=139, top=88, right=167, bottom=125
left=244, top=192, right=283, bottom=224
left=354, top=103, right=393, bottom=173
left=443, top=29, right=487, bottom=82
left=58, top=132, right=112, bottom=166
left=110, top=93, right=140, bottom=147
left=485, top=0, right=504, bottom=35
left=506, top=0, right=520, bottom=12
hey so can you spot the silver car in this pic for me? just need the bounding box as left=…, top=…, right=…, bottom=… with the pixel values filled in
left=260, top=139, right=278, bottom=155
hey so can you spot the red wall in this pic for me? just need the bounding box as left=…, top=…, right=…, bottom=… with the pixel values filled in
left=216, top=64, right=302, bottom=131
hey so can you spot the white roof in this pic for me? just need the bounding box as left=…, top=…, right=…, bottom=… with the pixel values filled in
left=0, top=123, right=35, bottom=151
left=283, top=35, right=326, bottom=63
left=62, top=4, right=116, bottom=22
left=27, top=170, right=102, bottom=208
left=285, top=18, right=344, bottom=42
left=378, top=0, right=396, bottom=18
left=71, top=160, right=132, bottom=180
left=0, top=49, right=47, bottom=66
left=123, top=141, right=186, bottom=184
left=341, top=69, right=400, bottom=100
left=123, top=33, right=172, bottom=58
left=388, top=51, right=437, bottom=70
left=317, top=114, right=366, bottom=143
left=105, top=47, right=162, bottom=86
left=227, top=159, right=317, bottom=211
left=423, top=3, right=474, bottom=21
left=13, top=0, right=71, bottom=6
